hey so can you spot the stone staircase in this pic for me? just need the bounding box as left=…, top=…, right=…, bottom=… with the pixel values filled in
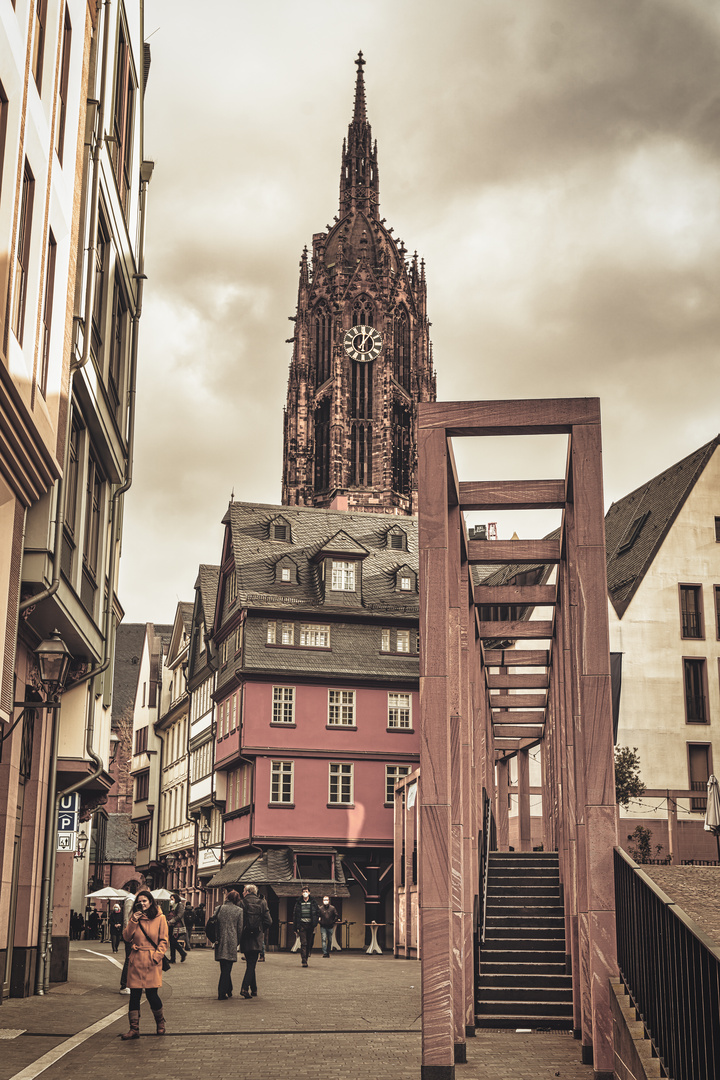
left=476, top=851, right=573, bottom=1030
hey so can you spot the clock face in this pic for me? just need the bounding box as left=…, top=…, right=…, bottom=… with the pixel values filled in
left=343, top=324, right=382, bottom=363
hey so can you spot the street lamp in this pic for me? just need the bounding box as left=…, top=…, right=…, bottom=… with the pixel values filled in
left=74, top=830, right=89, bottom=861
left=109, top=731, right=120, bottom=765
left=165, top=852, right=176, bottom=871
left=199, top=823, right=211, bottom=848
left=34, top=631, right=73, bottom=698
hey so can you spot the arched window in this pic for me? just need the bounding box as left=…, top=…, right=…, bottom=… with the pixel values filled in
left=393, top=309, right=410, bottom=390
left=314, top=305, right=333, bottom=386
left=392, top=404, right=411, bottom=496
left=314, top=399, right=331, bottom=492
left=352, top=296, right=374, bottom=327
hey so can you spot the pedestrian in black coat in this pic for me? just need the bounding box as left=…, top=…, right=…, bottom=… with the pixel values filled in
left=239, top=885, right=272, bottom=998
left=292, top=886, right=320, bottom=967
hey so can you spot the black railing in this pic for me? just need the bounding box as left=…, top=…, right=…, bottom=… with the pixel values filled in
left=615, top=846, right=720, bottom=1080
left=479, top=788, right=497, bottom=945
left=690, top=779, right=708, bottom=813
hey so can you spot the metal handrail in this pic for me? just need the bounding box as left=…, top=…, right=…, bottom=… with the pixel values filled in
left=614, top=846, right=720, bottom=1080
left=480, top=790, right=496, bottom=944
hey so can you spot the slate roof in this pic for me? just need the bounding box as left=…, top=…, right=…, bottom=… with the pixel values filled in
left=197, top=565, right=220, bottom=627
left=105, top=813, right=137, bottom=862
left=207, top=846, right=350, bottom=897
left=605, top=437, right=718, bottom=618
left=112, top=624, right=146, bottom=726
left=227, top=501, right=419, bottom=617
left=178, top=602, right=194, bottom=634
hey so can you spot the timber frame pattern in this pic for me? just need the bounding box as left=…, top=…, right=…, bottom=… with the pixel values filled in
left=417, top=398, right=618, bottom=1080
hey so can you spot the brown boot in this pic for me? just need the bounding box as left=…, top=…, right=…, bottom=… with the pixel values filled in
left=152, top=1008, right=166, bottom=1035
left=120, top=1009, right=140, bottom=1040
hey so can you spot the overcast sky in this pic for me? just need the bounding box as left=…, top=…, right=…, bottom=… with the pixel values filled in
left=119, top=0, right=720, bottom=622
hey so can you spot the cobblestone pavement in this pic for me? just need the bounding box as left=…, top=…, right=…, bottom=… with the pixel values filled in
left=0, top=942, right=596, bottom=1080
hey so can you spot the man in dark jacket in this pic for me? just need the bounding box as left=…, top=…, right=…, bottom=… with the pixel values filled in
left=318, top=895, right=339, bottom=957
left=292, top=886, right=319, bottom=967
left=167, top=893, right=188, bottom=963
left=239, top=885, right=272, bottom=997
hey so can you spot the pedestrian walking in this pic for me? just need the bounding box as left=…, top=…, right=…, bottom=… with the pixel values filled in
left=87, top=908, right=99, bottom=940
left=119, top=881, right=139, bottom=994
left=239, top=884, right=272, bottom=998
left=167, top=893, right=188, bottom=963
left=292, top=886, right=320, bottom=967
left=120, top=889, right=169, bottom=1039
left=213, top=889, right=244, bottom=1000
left=109, top=903, right=124, bottom=952
left=318, top=894, right=339, bottom=957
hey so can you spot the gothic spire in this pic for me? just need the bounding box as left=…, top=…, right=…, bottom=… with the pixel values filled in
left=339, top=51, right=379, bottom=220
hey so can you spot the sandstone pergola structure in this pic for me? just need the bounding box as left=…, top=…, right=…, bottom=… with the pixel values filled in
left=417, top=398, right=618, bottom=1080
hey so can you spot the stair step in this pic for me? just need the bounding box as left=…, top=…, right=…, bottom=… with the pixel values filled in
left=475, top=1015, right=574, bottom=1031
left=476, top=999, right=573, bottom=1018
left=488, top=884, right=559, bottom=895
left=478, top=986, right=572, bottom=1004
left=479, top=973, right=572, bottom=989
left=486, top=917, right=564, bottom=930
left=481, top=960, right=567, bottom=974
left=483, top=927, right=565, bottom=942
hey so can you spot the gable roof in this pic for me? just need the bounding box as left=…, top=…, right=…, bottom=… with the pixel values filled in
left=605, top=436, right=719, bottom=618
left=196, top=565, right=220, bottom=628
left=224, top=501, right=418, bottom=616
left=112, top=623, right=147, bottom=728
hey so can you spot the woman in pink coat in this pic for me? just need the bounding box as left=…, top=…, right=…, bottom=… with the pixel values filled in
left=121, top=889, right=169, bottom=1039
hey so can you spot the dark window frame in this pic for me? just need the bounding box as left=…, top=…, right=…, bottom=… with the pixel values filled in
left=135, top=769, right=149, bottom=801
left=679, top=583, right=704, bottom=640
left=687, top=742, right=712, bottom=812
left=12, top=161, right=35, bottom=343
left=55, top=7, right=72, bottom=163
left=683, top=656, right=709, bottom=724
left=39, top=231, right=56, bottom=397
left=135, top=726, right=148, bottom=754
left=32, top=0, right=48, bottom=93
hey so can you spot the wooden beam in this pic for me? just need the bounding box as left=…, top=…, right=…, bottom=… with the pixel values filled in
left=476, top=620, right=554, bottom=640
left=459, top=479, right=566, bottom=511
left=418, top=398, right=600, bottom=437
left=494, top=737, right=544, bottom=752
left=484, top=649, right=550, bottom=667
left=487, top=674, right=550, bottom=689
left=492, top=711, right=546, bottom=725
left=490, top=694, right=547, bottom=709
left=474, top=584, right=557, bottom=606
left=492, top=726, right=544, bottom=740
left=468, top=539, right=561, bottom=565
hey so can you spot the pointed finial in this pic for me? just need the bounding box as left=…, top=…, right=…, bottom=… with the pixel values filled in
left=353, top=50, right=367, bottom=123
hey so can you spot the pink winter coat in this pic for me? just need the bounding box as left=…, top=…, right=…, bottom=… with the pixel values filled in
left=122, top=912, right=169, bottom=989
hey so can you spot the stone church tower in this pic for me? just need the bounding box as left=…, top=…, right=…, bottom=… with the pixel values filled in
left=282, top=54, right=436, bottom=516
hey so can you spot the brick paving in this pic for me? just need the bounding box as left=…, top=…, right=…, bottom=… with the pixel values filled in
left=0, top=942, right=597, bottom=1080
left=643, top=865, right=720, bottom=947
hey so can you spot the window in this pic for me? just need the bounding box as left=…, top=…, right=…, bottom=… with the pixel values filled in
left=135, top=726, right=148, bottom=754
left=92, top=217, right=108, bottom=357
left=329, top=762, right=353, bottom=805
left=226, top=567, right=237, bottom=605
left=108, top=279, right=128, bottom=417
left=82, top=453, right=103, bottom=578
left=387, top=529, right=406, bottom=551
left=227, top=763, right=250, bottom=812
left=112, top=24, right=135, bottom=212
left=39, top=232, right=56, bottom=397
left=688, top=743, right=711, bottom=812
left=715, top=587, right=720, bottom=639
left=270, top=760, right=294, bottom=804
left=281, top=622, right=294, bottom=645
left=684, top=658, right=708, bottom=723
left=381, top=628, right=414, bottom=654
left=56, top=8, right=72, bottom=162
left=137, top=819, right=150, bottom=848
left=12, top=162, right=34, bottom=343
left=399, top=576, right=413, bottom=591
left=617, top=511, right=650, bottom=554
left=331, top=561, right=355, bottom=591
left=190, top=742, right=212, bottom=783
left=135, top=770, right=149, bottom=801
left=386, top=765, right=411, bottom=804
left=272, top=522, right=289, bottom=541
left=328, top=690, right=355, bottom=727
left=272, top=686, right=295, bottom=725
left=0, top=81, right=7, bottom=197
left=680, top=585, right=704, bottom=639
left=715, top=517, right=720, bottom=543
left=300, top=624, right=330, bottom=648
left=267, top=621, right=276, bottom=644
left=388, top=693, right=412, bottom=729
left=32, top=0, right=47, bottom=91
left=281, top=567, right=291, bottom=581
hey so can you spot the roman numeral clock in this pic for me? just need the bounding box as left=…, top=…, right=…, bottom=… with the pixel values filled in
left=343, top=324, right=383, bottom=363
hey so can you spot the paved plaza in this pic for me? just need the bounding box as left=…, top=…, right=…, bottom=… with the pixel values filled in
left=0, top=942, right=597, bottom=1080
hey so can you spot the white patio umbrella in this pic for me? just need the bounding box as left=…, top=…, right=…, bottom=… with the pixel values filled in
left=85, top=886, right=133, bottom=899
left=703, top=774, right=720, bottom=862
left=150, top=887, right=173, bottom=901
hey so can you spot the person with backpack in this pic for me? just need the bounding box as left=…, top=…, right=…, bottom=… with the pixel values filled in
left=211, top=890, right=244, bottom=1000
left=239, top=884, right=272, bottom=998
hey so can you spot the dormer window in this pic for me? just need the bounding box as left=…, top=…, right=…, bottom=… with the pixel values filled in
left=275, top=556, right=298, bottom=585
left=387, top=528, right=407, bottom=551
left=331, top=560, right=356, bottom=591
left=395, top=565, right=416, bottom=593
left=269, top=515, right=292, bottom=542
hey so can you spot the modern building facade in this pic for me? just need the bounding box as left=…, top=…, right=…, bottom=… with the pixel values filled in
left=282, top=53, right=436, bottom=516
left=0, top=0, right=151, bottom=997
left=207, top=500, right=420, bottom=946
left=607, top=436, right=720, bottom=861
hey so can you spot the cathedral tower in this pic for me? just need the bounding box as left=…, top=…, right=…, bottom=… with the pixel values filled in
left=282, top=53, right=436, bottom=516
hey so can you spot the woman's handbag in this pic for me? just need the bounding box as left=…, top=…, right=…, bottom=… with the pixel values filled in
left=137, top=919, right=171, bottom=971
